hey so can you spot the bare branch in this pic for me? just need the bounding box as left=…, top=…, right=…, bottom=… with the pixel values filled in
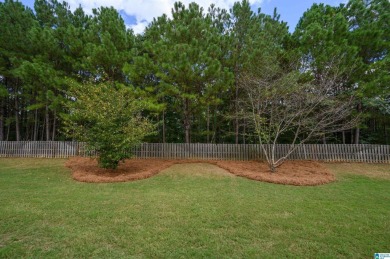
left=239, top=56, right=358, bottom=172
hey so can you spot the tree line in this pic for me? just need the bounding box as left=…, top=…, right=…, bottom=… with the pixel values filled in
left=1, top=0, right=389, bottom=144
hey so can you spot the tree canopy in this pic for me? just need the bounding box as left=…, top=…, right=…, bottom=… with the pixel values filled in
left=62, top=81, right=155, bottom=169
left=0, top=0, right=388, bottom=145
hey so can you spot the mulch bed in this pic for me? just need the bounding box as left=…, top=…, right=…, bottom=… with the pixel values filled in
left=215, top=160, right=335, bottom=186
left=65, top=157, right=335, bottom=186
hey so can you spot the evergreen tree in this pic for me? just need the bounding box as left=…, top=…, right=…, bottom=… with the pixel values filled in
left=0, top=0, right=388, bottom=145
left=141, top=2, right=233, bottom=143
left=293, top=3, right=361, bottom=143
left=228, top=0, right=257, bottom=144
left=0, top=0, right=37, bottom=140
left=84, top=7, right=134, bottom=82
left=228, top=1, right=289, bottom=144
left=344, top=0, right=390, bottom=143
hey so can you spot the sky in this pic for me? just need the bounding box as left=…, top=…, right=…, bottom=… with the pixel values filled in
left=4, top=0, right=347, bottom=34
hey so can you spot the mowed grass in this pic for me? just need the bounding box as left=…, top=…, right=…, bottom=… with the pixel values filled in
left=0, top=159, right=389, bottom=258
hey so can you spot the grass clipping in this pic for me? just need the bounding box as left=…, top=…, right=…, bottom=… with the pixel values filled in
left=66, top=157, right=335, bottom=186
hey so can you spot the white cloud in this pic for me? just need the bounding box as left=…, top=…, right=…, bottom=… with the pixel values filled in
left=65, top=0, right=265, bottom=34
left=129, top=20, right=149, bottom=35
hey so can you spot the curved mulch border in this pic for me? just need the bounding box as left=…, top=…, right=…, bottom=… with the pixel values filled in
left=215, top=160, right=335, bottom=186
left=65, top=157, right=335, bottom=186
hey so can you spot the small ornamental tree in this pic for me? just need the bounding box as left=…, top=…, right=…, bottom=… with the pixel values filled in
left=241, top=59, right=358, bottom=172
left=63, top=82, right=155, bottom=169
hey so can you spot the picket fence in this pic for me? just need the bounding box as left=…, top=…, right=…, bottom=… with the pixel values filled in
left=0, top=141, right=389, bottom=163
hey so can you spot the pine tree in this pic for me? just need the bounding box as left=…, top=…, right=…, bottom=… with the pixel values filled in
left=228, top=1, right=289, bottom=144
left=84, top=7, right=134, bottom=82
left=141, top=2, right=233, bottom=143
left=293, top=3, right=361, bottom=143
left=0, top=0, right=37, bottom=140
left=344, top=0, right=390, bottom=143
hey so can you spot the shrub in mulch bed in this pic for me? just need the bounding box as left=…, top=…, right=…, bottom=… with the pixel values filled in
left=66, top=157, right=335, bottom=186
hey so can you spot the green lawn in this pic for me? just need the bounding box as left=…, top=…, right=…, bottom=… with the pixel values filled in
left=0, top=158, right=389, bottom=258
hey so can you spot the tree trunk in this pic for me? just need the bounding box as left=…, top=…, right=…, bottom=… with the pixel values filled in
left=354, top=127, right=360, bottom=145
left=14, top=94, right=20, bottom=141
left=235, top=80, right=239, bottom=144
left=184, top=122, right=190, bottom=143
left=242, top=119, right=246, bottom=144
left=354, top=102, right=362, bottom=144
left=45, top=104, right=50, bottom=141
left=351, top=129, right=354, bottom=144
left=342, top=131, right=346, bottom=144
left=184, top=98, right=190, bottom=144
left=162, top=111, right=166, bottom=143
left=41, top=118, right=45, bottom=141
left=270, top=162, right=276, bottom=173
left=6, top=122, right=10, bottom=141
left=52, top=109, right=56, bottom=141
left=0, top=99, right=4, bottom=141
left=207, top=105, right=210, bottom=143
left=33, top=109, right=38, bottom=141
left=24, top=115, right=30, bottom=140
left=234, top=45, right=241, bottom=145
left=211, top=108, right=217, bottom=143
left=322, top=134, right=326, bottom=144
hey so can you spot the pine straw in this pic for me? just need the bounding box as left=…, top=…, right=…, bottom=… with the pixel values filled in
left=65, top=157, right=335, bottom=186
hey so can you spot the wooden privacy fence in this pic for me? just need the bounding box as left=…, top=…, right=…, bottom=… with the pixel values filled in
left=132, top=143, right=390, bottom=163
left=0, top=141, right=92, bottom=158
left=0, top=141, right=389, bottom=163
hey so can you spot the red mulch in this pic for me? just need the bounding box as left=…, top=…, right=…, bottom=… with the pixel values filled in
left=65, top=157, right=335, bottom=186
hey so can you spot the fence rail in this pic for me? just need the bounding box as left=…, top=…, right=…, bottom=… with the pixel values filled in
left=0, top=141, right=389, bottom=163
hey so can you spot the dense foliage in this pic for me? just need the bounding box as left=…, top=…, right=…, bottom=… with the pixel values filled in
left=0, top=0, right=388, bottom=144
left=62, top=82, right=155, bottom=168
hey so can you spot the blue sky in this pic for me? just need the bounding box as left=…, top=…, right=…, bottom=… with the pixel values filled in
left=4, top=0, right=346, bottom=33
